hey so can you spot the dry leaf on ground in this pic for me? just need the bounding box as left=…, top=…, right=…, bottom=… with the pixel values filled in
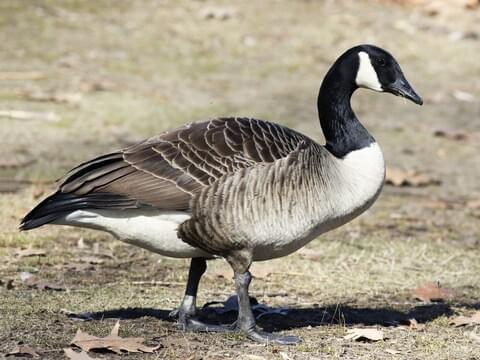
left=15, top=247, right=46, bottom=257
left=20, top=272, right=65, bottom=291
left=449, top=311, right=480, bottom=327
left=433, top=128, right=469, bottom=141
left=385, top=349, right=402, bottom=355
left=452, top=90, right=475, bottom=102
left=19, top=88, right=83, bottom=104
left=468, top=331, right=480, bottom=342
left=413, top=282, right=453, bottom=302
left=400, top=318, right=426, bottom=331
left=385, top=167, right=441, bottom=187
left=0, top=110, right=59, bottom=122
left=0, top=71, right=45, bottom=80
left=466, top=199, right=480, bottom=209
left=71, top=321, right=161, bottom=354
left=344, top=328, right=384, bottom=341
left=64, top=348, right=97, bottom=360
left=297, top=248, right=323, bottom=261
left=6, top=345, right=40, bottom=357
left=250, top=263, right=275, bottom=279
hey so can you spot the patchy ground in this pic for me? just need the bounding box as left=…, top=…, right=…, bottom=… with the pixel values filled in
left=1, top=1, right=479, bottom=359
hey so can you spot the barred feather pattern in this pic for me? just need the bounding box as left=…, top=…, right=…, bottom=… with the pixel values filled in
left=57, top=117, right=310, bottom=211
left=179, top=141, right=384, bottom=259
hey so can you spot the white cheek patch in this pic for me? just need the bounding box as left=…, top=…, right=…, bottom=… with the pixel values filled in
left=355, top=51, right=383, bottom=92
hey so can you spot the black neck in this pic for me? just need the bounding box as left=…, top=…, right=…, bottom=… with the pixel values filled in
left=317, top=63, right=374, bottom=158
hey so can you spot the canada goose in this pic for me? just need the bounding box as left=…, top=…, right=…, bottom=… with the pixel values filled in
left=20, top=44, right=422, bottom=345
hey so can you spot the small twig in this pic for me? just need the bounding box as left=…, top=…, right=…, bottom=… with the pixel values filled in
left=0, top=110, right=59, bottom=122
left=0, top=71, right=45, bottom=80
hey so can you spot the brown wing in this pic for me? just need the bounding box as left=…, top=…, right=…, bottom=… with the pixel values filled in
left=57, top=117, right=311, bottom=210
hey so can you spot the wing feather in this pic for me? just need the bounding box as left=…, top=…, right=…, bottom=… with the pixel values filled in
left=54, top=117, right=312, bottom=211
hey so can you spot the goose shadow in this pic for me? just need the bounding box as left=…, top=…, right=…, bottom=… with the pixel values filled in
left=66, top=297, right=479, bottom=332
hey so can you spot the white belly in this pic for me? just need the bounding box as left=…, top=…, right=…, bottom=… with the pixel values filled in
left=55, top=209, right=212, bottom=258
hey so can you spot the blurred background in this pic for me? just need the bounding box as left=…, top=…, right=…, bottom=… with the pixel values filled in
left=0, top=1, right=479, bottom=359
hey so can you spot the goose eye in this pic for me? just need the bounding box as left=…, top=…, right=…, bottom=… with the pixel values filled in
left=377, top=58, right=386, bottom=67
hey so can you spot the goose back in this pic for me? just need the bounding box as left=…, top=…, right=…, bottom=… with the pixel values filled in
left=56, top=118, right=311, bottom=212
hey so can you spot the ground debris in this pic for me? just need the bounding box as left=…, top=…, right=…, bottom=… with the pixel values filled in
left=199, top=7, right=236, bottom=20
left=19, top=271, right=65, bottom=291
left=64, top=348, right=98, bottom=360
left=385, top=167, right=441, bottom=187
left=344, top=328, right=384, bottom=341
left=468, top=331, right=480, bottom=342
left=413, top=282, right=454, bottom=302
left=19, top=88, right=83, bottom=104
left=449, top=311, right=480, bottom=327
left=452, top=90, right=475, bottom=102
left=385, top=348, right=402, bottom=355
left=5, top=344, right=41, bottom=357
left=0, top=156, right=36, bottom=169
left=0, top=109, right=59, bottom=122
left=14, top=247, right=46, bottom=258
left=61, top=309, right=95, bottom=321
left=399, top=318, right=426, bottom=331
left=70, top=321, right=161, bottom=354
left=0, top=71, right=45, bottom=80
left=433, top=128, right=470, bottom=141
left=0, top=278, right=15, bottom=289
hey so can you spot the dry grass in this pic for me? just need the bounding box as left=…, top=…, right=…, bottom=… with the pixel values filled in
left=1, top=1, right=479, bottom=359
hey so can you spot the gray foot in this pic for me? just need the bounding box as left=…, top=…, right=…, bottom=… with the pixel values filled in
left=182, top=317, right=237, bottom=333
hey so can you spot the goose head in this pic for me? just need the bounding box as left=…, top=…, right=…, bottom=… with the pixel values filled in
left=353, top=44, right=423, bottom=105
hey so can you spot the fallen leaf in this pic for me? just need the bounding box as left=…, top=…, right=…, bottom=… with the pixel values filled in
left=344, top=328, right=384, bottom=341
left=0, top=71, right=45, bottom=80
left=297, top=247, right=323, bottom=261
left=0, top=110, right=59, bottom=122
left=6, top=345, right=40, bottom=357
left=79, top=256, right=105, bottom=265
left=413, top=282, right=453, bottom=302
left=433, top=128, right=469, bottom=141
left=19, top=88, right=82, bottom=104
left=449, top=311, right=480, bottom=327
left=0, top=157, right=36, bottom=169
left=465, top=0, right=480, bottom=9
left=452, top=90, right=475, bottom=102
left=385, top=349, right=402, bottom=355
left=468, top=331, right=480, bottom=342
left=15, top=247, right=46, bottom=257
left=210, top=266, right=233, bottom=279
left=71, top=321, right=161, bottom=354
left=32, top=187, right=45, bottom=199
left=466, top=199, right=480, bottom=209
left=80, top=79, right=116, bottom=92
left=400, top=318, right=426, bottom=331
left=200, top=7, right=236, bottom=20
left=243, top=355, right=266, bottom=360
left=20, top=272, right=65, bottom=291
left=279, top=352, right=293, bottom=360
left=64, top=348, right=97, bottom=360
left=385, top=167, right=441, bottom=187
left=250, top=263, right=275, bottom=279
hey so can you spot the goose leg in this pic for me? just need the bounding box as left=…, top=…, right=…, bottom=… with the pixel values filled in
left=170, top=257, right=205, bottom=327
left=233, top=270, right=300, bottom=345
left=227, top=250, right=301, bottom=344
left=173, top=257, right=236, bottom=332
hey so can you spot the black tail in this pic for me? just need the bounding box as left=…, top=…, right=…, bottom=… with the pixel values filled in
left=19, top=192, right=138, bottom=231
